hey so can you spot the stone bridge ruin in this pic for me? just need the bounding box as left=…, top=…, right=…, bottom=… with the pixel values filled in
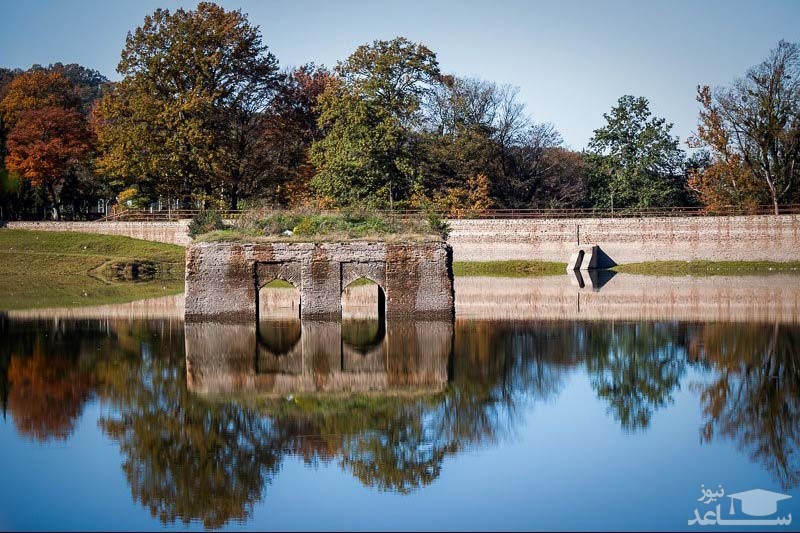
left=185, top=241, right=455, bottom=321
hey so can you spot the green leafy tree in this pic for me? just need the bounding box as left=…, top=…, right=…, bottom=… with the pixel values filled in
left=310, top=37, right=440, bottom=207
left=586, top=95, right=686, bottom=209
left=94, top=2, right=280, bottom=209
left=584, top=322, right=686, bottom=432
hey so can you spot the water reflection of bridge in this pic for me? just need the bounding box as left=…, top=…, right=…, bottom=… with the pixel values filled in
left=185, top=320, right=452, bottom=396
left=3, top=314, right=800, bottom=529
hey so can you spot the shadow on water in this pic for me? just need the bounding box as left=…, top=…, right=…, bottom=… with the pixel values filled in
left=1, top=314, right=799, bottom=527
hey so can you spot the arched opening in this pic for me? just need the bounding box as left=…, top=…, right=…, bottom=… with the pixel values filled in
left=257, top=278, right=301, bottom=356
left=258, top=278, right=300, bottom=320
left=341, top=277, right=386, bottom=352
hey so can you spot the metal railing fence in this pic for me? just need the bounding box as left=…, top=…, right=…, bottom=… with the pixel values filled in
left=96, top=204, right=800, bottom=222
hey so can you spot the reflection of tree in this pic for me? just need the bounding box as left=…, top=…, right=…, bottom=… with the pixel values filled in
left=281, top=321, right=582, bottom=493
left=0, top=317, right=104, bottom=441
left=450, top=321, right=581, bottom=440
left=585, top=322, right=686, bottom=432
left=693, top=323, right=800, bottom=489
left=7, top=315, right=800, bottom=525
left=272, top=398, right=450, bottom=493
left=97, top=329, right=283, bottom=529
left=7, top=348, right=96, bottom=441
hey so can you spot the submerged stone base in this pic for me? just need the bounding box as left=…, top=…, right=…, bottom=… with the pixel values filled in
left=185, top=241, right=454, bottom=321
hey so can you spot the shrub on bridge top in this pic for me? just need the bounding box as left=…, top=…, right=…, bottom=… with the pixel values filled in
left=188, top=210, right=226, bottom=238
left=194, top=207, right=444, bottom=242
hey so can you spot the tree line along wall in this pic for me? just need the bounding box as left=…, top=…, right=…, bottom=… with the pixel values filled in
left=446, top=215, right=800, bottom=263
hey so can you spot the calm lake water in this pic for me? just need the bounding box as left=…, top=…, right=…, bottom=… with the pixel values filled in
left=1, top=274, right=798, bottom=531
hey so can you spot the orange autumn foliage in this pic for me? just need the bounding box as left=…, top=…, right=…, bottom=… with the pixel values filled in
left=0, top=70, right=79, bottom=127
left=687, top=86, right=766, bottom=212
left=7, top=350, right=96, bottom=441
left=5, top=107, right=91, bottom=189
left=424, top=173, right=493, bottom=216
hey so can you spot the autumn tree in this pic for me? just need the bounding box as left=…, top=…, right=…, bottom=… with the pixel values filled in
left=0, top=70, right=80, bottom=130
left=586, top=95, right=686, bottom=209
left=262, top=64, right=333, bottom=206
left=95, top=2, right=280, bottom=209
left=0, top=71, right=91, bottom=219
left=419, top=77, right=506, bottom=200
left=5, top=107, right=91, bottom=220
left=310, top=37, right=440, bottom=207
left=537, top=147, right=589, bottom=208
left=0, top=67, right=20, bottom=156
left=421, top=76, right=577, bottom=209
left=689, top=41, right=800, bottom=214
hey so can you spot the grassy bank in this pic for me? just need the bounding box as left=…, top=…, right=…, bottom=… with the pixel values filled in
left=0, top=229, right=185, bottom=310
left=452, top=260, right=566, bottom=277
left=614, top=260, right=800, bottom=276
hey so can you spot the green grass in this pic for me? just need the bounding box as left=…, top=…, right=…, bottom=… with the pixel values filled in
left=452, top=260, right=566, bottom=277
left=613, top=260, right=800, bottom=276
left=348, top=277, right=376, bottom=287
left=0, top=229, right=185, bottom=310
left=262, top=279, right=295, bottom=289
left=195, top=208, right=447, bottom=243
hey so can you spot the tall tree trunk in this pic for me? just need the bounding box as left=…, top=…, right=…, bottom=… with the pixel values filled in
left=46, top=181, right=61, bottom=221
left=229, top=184, right=239, bottom=211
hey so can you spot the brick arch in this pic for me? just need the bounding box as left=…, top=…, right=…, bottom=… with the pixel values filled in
left=340, top=261, right=387, bottom=322
left=340, top=261, right=386, bottom=294
left=256, top=261, right=302, bottom=290
left=256, top=261, right=302, bottom=320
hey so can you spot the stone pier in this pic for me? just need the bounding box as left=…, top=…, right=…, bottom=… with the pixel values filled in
left=185, top=241, right=454, bottom=321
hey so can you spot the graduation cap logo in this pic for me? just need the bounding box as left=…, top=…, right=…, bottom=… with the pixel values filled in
left=728, top=489, right=792, bottom=517
left=689, top=485, right=793, bottom=526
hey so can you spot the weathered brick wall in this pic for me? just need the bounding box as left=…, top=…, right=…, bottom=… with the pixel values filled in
left=3, top=220, right=191, bottom=246
left=184, top=241, right=455, bottom=321
left=447, top=214, right=800, bottom=263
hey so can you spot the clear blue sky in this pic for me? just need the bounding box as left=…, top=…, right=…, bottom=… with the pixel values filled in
left=1, top=0, right=798, bottom=149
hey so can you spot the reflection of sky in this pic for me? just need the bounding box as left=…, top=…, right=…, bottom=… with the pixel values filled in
left=1, top=365, right=795, bottom=531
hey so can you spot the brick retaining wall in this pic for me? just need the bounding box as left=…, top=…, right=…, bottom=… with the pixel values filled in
left=5, top=214, right=799, bottom=264
left=4, top=220, right=192, bottom=246
left=447, top=215, right=800, bottom=263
